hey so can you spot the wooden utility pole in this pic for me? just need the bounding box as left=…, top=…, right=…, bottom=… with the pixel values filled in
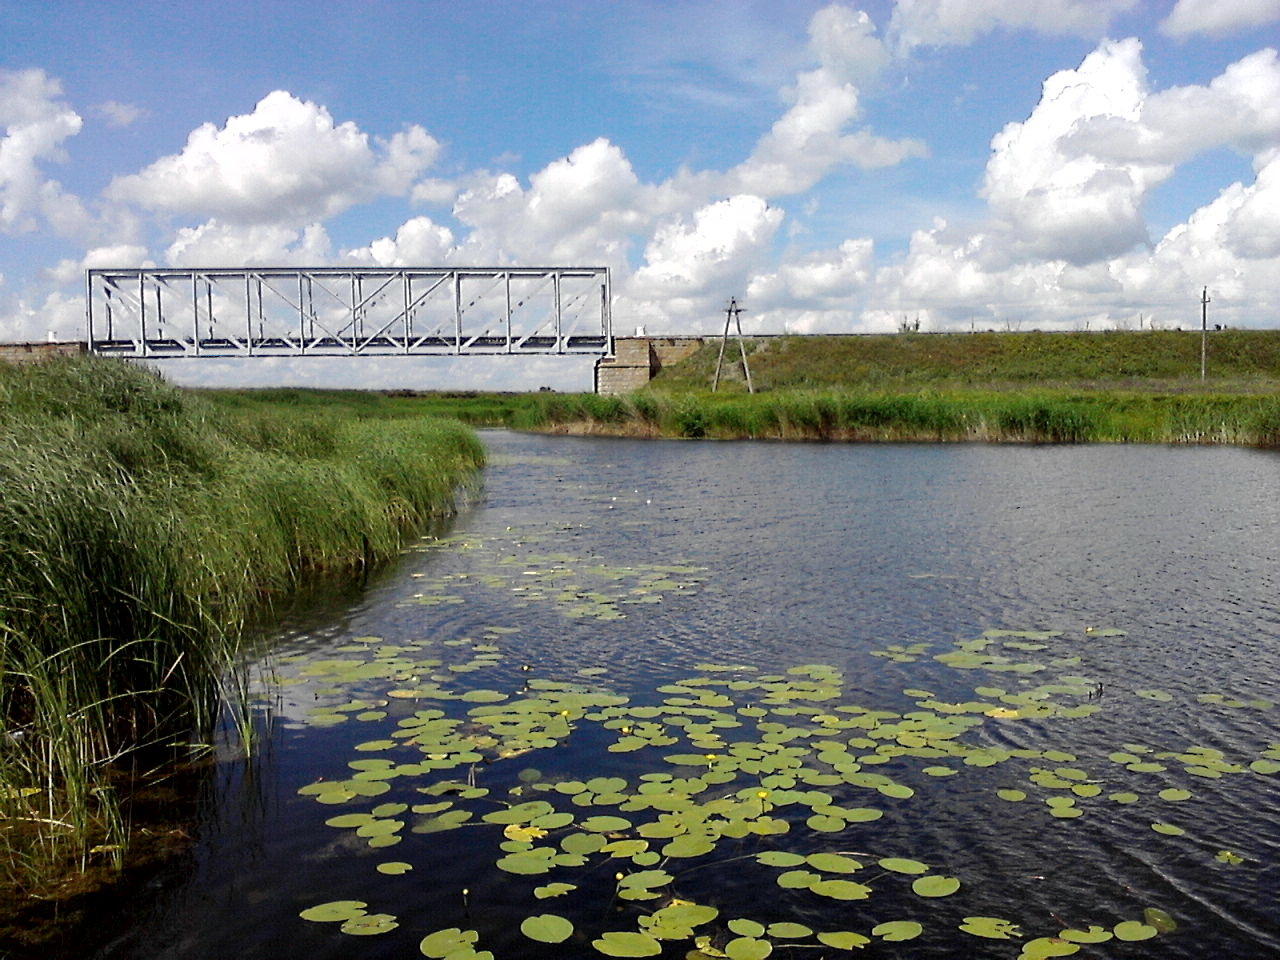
left=712, top=297, right=754, bottom=393
left=1200, top=286, right=1210, bottom=381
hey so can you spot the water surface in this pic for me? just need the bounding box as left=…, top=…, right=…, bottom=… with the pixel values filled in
left=113, top=433, right=1280, bottom=959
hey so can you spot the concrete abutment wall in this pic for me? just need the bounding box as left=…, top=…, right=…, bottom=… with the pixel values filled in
left=595, top=337, right=705, bottom=394
left=0, top=342, right=88, bottom=365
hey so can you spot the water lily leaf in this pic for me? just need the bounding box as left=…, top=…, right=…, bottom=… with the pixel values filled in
left=1020, top=937, right=1079, bottom=957
left=879, top=857, right=928, bottom=875
left=1059, top=925, right=1112, bottom=943
left=1109, top=792, right=1140, bottom=804
left=1158, top=788, right=1192, bottom=802
left=806, top=814, right=845, bottom=832
left=810, top=879, right=873, bottom=900
left=592, top=931, right=663, bottom=957
left=1143, top=908, right=1177, bottom=933
left=728, top=919, right=766, bottom=938
left=521, top=914, right=574, bottom=944
left=420, top=927, right=480, bottom=957
left=1250, top=759, right=1280, bottom=775
left=807, top=853, right=861, bottom=873
left=1151, top=822, right=1185, bottom=836
left=757, top=851, right=806, bottom=867
left=959, top=916, right=1020, bottom=939
left=1215, top=849, right=1245, bottom=865
left=997, top=789, right=1027, bottom=802
left=496, top=851, right=554, bottom=875
left=776, top=870, right=820, bottom=890
left=482, top=801, right=554, bottom=825
left=300, top=900, right=367, bottom=922
left=725, top=937, right=772, bottom=959
left=817, top=931, right=871, bottom=949
left=1113, top=920, right=1158, bottom=941
left=580, top=815, right=632, bottom=833
left=912, top=875, right=960, bottom=897
left=766, top=922, right=812, bottom=939
left=376, top=861, right=412, bottom=875
left=341, top=913, right=399, bottom=935
left=872, top=920, right=922, bottom=941
left=662, top=834, right=716, bottom=858
left=535, top=882, right=577, bottom=899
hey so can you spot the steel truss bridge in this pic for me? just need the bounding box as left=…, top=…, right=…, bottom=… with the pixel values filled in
left=85, top=266, right=612, bottom=358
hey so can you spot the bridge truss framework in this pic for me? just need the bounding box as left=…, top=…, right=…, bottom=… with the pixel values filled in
left=85, top=266, right=612, bottom=359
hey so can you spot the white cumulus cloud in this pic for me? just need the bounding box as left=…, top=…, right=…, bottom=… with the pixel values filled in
left=0, top=68, right=91, bottom=237
left=1161, top=0, right=1280, bottom=38
left=982, top=38, right=1171, bottom=265
left=889, top=0, right=1136, bottom=49
left=164, top=218, right=332, bottom=266
left=108, top=91, right=440, bottom=226
left=726, top=6, right=926, bottom=196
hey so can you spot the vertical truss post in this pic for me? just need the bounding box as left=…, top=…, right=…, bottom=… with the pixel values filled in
left=153, top=280, right=163, bottom=339
left=454, top=271, right=462, bottom=354
left=138, top=272, right=147, bottom=354
left=105, top=282, right=114, bottom=340
left=554, top=270, right=563, bottom=353
left=504, top=271, right=512, bottom=354
left=192, top=272, right=202, bottom=355
left=297, top=272, right=306, bottom=352
left=602, top=275, right=612, bottom=355
left=85, top=271, right=94, bottom=348
left=244, top=273, right=254, bottom=356
left=402, top=272, right=412, bottom=353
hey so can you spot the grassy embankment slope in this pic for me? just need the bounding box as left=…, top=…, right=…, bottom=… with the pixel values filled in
left=0, top=356, right=483, bottom=892
left=411, top=330, right=1280, bottom=444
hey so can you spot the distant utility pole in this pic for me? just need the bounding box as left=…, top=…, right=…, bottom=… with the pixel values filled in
left=712, top=297, right=754, bottom=393
left=1200, top=286, right=1211, bottom=381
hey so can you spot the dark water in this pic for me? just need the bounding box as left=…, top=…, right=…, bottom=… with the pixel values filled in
left=106, top=433, right=1279, bottom=959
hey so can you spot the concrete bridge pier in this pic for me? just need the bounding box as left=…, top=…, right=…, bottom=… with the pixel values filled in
left=594, top=336, right=705, bottom=394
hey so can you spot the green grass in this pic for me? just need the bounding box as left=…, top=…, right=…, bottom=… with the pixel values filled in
left=419, top=386, right=1280, bottom=447
left=651, top=330, right=1280, bottom=392
left=0, top=357, right=483, bottom=889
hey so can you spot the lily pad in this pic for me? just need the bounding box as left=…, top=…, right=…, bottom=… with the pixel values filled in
left=1060, top=925, right=1112, bottom=943
left=300, top=900, right=368, bottom=923
left=879, top=857, right=928, bottom=875
left=912, top=875, right=960, bottom=897
left=817, top=931, right=871, bottom=949
left=341, top=913, right=399, bottom=935
left=592, top=930, right=663, bottom=957
left=872, top=920, right=923, bottom=941
left=420, top=928, right=480, bottom=958
left=959, top=916, right=1021, bottom=939
left=1113, top=920, right=1158, bottom=941
left=521, top=914, right=574, bottom=944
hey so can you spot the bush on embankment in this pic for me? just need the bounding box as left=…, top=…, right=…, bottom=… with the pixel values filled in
left=502, top=388, right=1280, bottom=446
left=0, top=357, right=483, bottom=884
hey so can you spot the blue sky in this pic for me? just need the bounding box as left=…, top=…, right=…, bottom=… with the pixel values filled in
left=3, top=0, right=1280, bottom=388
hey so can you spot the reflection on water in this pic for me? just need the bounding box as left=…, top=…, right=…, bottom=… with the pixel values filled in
left=108, top=433, right=1279, bottom=959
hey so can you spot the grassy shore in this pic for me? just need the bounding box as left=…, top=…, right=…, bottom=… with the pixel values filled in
left=652, top=329, right=1280, bottom=392
left=452, top=389, right=1280, bottom=445
left=0, top=357, right=483, bottom=892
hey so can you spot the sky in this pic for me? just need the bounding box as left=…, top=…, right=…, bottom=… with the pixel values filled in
left=3, top=0, right=1280, bottom=389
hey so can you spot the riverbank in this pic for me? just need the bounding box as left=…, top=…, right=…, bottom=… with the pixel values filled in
left=344, top=388, right=1280, bottom=446
left=0, top=357, right=483, bottom=911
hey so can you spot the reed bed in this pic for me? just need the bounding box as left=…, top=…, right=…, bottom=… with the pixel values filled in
left=504, top=389, right=1280, bottom=446
left=0, top=357, right=483, bottom=888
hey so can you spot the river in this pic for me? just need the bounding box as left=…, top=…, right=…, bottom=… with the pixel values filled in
left=103, top=431, right=1279, bottom=959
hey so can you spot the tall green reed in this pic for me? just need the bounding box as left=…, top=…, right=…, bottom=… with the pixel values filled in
left=0, top=356, right=483, bottom=886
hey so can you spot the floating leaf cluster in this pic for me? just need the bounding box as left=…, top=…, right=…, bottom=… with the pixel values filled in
left=274, top=609, right=1280, bottom=959
left=404, top=535, right=706, bottom=620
